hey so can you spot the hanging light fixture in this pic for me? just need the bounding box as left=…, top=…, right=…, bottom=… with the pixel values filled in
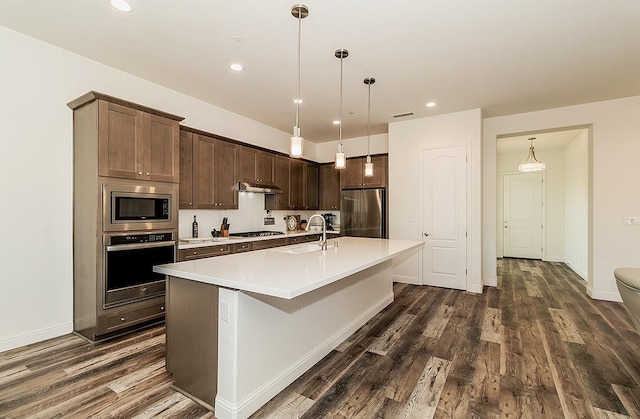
left=290, top=4, right=308, bottom=158
left=518, top=137, right=546, bottom=172
left=335, top=48, right=349, bottom=169
left=363, top=77, right=375, bottom=177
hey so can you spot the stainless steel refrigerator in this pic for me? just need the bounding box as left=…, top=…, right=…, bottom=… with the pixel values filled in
left=340, top=188, right=386, bottom=238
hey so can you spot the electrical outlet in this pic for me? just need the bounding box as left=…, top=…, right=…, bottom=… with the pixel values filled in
left=264, top=217, right=275, bottom=225
left=623, top=216, right=640, bottom=225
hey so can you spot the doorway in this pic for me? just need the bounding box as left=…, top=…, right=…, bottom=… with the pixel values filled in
left=496, top=128, right=589, bottom=278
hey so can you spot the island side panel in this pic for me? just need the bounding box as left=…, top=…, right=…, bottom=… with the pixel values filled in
left=166, top=276, right=218, bottom=410
left=215, top=260, right=394, bottom=419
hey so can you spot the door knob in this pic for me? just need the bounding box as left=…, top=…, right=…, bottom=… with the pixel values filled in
left=424, top=233, right=431, bottom=237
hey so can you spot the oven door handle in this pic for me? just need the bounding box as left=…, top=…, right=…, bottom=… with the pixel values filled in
left=106, top=241, right=176, bottom=252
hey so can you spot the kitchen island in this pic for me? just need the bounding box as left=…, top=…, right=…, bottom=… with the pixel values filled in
left=154, top=236, right=422, bottom=419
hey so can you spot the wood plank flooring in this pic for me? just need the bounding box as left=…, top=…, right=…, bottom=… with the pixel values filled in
left=2, top=259, right=640, bottom=418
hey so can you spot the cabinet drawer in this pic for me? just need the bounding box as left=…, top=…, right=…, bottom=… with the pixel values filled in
left=179, top=244, right=231, bottom=261
left=103, top=301, right=165, bottom=333
left=302, top=234, right=321, bottom=242
left=253, top=238, right=288, bottom=250
left=232, top=242, right=254, bottom=253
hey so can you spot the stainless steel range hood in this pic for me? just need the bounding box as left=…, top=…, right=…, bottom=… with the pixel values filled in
left=233, top=182, right=283, bottom=194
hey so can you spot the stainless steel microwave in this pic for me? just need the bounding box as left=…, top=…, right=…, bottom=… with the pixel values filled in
left=102, top=180, right=178, bottom=232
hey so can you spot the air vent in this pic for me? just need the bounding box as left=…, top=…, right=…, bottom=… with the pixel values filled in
left=392, top=111, right=414, bottom=118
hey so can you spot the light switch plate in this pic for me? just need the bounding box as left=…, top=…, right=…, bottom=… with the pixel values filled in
left=220, top=301, right=230, bottom=322
left=264, top=217, right=275, bottom=225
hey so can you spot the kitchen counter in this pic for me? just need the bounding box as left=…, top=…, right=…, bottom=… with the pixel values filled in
left=177, top=229, right=340, bottom=250
left=156, top=236, right=417, bottom=299
left=155, top=237, right=422, bottom=418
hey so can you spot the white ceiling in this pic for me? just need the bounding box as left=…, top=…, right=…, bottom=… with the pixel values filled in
left=1, top=1, right=639, bottom=143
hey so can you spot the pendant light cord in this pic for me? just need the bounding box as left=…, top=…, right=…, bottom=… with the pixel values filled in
left=339, top=55, right=343, bottom=147
left=367, top=82, right=371, bottom=156
left=294, top=10, right=302, bottom=134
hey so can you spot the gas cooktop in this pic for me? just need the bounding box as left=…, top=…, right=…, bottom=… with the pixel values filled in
left=229, top=231, right=285, bottom=238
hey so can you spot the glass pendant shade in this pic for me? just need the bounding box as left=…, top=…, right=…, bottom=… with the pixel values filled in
left=290, top=126, right=303, bottom=157
left=364, top=156, right=374, bottom=177
left=335, top=144, right=346, bottom=169
left=518, top=138, right=545, bottom=172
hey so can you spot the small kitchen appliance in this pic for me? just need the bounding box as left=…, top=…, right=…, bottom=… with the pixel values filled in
left=322, top=213, right=336, bottom=231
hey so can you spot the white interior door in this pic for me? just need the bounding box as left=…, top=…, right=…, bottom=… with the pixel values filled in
left=422, top=145, right=467, bottom=290
left=503, top=172, right=543, bottom=259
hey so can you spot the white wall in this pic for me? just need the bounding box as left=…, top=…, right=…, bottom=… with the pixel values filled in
left=315, top=133, right=389, bottom=163
left=496, top=149, right=566, bottom=262
left=388, top=109, right=483, bottom=292
left=564, top=130, right=589, bottom=278
left=483, top=96, right=640, bottom=301
left=0, top=26, right=302, bottom=351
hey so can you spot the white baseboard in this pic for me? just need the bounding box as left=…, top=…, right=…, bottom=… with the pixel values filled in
left=467, top=283, right=483, bottom=294
left=0, top=322, right=73, bottom=353
left=484, top=276, right=498, bottom=287
left=542, top=255, right=564, bottom=263
left=215, top=293, right=394, bottom=419
left=565, top=262, right=587, bottom=280
left=587, top=285, right=622, bottom=302
left=393, top=274, right=421, bottom=285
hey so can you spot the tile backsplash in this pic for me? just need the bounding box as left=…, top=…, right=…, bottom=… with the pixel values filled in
left=178, top=192, right=339, bottom=239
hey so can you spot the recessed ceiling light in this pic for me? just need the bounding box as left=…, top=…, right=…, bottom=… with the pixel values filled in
left=293, top=98, right=303, bottom=104
left=230, top=63, right=244, bottom=72
left=333, top=120, right=340, bottom=125
left=426, top=102, right=437, bottom=108
left=110, top=0, right=132, bottom=12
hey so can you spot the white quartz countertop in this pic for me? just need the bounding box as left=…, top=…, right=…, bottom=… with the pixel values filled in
left=178, top=229, right=339, bottom=249
left=155, top=237, right=422, bottom=299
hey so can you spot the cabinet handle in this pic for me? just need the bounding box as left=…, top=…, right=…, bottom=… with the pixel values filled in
left=138, top=171, right=143, bottom=175
left=189, top=202, right=192, bottom=206
left=141, top=287, right=147, bottom=292
left=146, top=172, right=150, bottom=176
left=120, top=317, right=126, bottom=322
left=193, top=251, right=198, bottom=255
left=160, top=306, right=165, bottom=311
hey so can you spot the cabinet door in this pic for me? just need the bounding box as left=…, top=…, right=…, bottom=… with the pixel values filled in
left=265, top=156, right=290, bottom=210
left=98, top=101, right=143, bottom=180
left=256, top=152, right=275, bottom=184
left=179, top=131, right=193, bottom=209
left=289, top=159, right=304, bottom=209
left=320, top=163, right=341, bottom=210
left=304, top=162, right=319, bottom=210
left=213, top=140, right=238, bottom=209
left=193, top=135, right=216, bottom=209
left=340, top=157, right=364, bottom=189
left=362, top=155, right=387, bottom=187
left=237, top=146, right=257, bottom=183
left=144, top=113, right=179, bottom=182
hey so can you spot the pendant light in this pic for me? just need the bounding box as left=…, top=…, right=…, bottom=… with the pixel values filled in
left=363, top=77, right=375, bottom=177
left=335, top=49, right=349, bottom=169
left=290, top=4, right=308, bottom=158
left=518, top=137, right=546, bottom=172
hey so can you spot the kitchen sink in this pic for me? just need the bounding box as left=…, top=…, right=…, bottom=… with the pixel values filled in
left=273, top=243, right=334, bottom=254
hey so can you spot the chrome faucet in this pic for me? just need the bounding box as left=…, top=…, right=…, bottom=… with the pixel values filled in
left=306, top=214, right=327, bottom=250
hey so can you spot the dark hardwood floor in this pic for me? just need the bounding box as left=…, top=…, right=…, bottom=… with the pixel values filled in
left=2, top=259, right=640, bottom=418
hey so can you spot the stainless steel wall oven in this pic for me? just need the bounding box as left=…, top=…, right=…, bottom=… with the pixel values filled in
left=103, top=231, right=175, bottom=307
